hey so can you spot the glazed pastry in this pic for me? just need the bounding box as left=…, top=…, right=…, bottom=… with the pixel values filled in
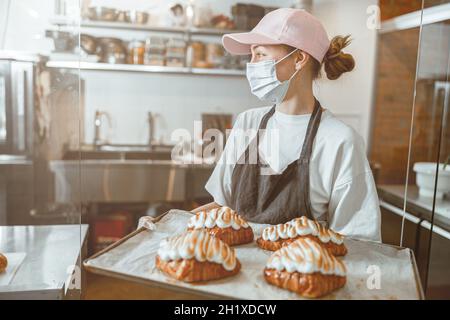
left=264, top=237, right=347, bottom=298
left=256, top=216, right=347, bottom=256
left=155, top=230, right=241, bottom=282
left=187, top=206, right=254, bottom=246
left=0, top=253, right=7, bottom=273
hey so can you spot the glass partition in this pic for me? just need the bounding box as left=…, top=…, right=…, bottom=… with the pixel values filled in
left=405, top=0, right=450, bottom=299
left=0, top=0, right=83, bottom=299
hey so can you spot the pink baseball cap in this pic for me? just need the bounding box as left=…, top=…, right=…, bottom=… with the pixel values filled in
left=222, top=8, right=330, bottom=63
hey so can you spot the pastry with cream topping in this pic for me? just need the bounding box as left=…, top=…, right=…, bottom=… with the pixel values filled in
left=155, top=230, right=241, bottom=282
left=0, top=253, right=7, bottom=273
left=264, top=237, right=347, bottom=298
left=187, top=206, right=254, bottom=246
left=256, top=216, right=347, bottom=256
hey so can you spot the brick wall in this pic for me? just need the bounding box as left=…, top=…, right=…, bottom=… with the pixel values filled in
left=370, top=26, right=450, bottom=184
left=380, top=0, right=422, bottom=21
left=379, top=0, right=447, bottom=21
left=370, top=28, right=420, bottom=184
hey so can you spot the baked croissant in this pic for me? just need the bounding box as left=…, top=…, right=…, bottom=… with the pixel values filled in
left=256, top=216, right=347, bottom=256
left=264, top=237, right=347, bottom=298
left=0, top=253, right=7, bottom=273
left=187, top=206, right=254, bottom=246
left=155, top=230, right=241, bottom=282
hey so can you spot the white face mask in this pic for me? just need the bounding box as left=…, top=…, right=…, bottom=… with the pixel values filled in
left=246, top=49, right=300, bottom=105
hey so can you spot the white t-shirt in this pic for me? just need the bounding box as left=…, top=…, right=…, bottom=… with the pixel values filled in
left=205, top=106, right=381, bottom=242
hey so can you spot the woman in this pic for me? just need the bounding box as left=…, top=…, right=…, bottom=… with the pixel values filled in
left=196, top=8, right=381, bottom=242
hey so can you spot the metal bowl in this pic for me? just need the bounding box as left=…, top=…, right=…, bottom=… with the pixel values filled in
left=45, top=30, right=76, bottom=52
left=117, top=10, right=131, bottom=23
left=86, top=7, right=119, bottom=21
left=80, top=34, right=98, bottom=55
left=98, top=37, right=127, bottom=64
left=129, top=10, right=149, bottom=25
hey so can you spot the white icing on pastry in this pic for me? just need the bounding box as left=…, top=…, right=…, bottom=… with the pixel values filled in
left=266, top=238, right=346, bottom=276
left=187, top=206, right=249, bottom=231
left=157, top=230, right=237, bottom=271
left=261, top=216, right=344, bottom=245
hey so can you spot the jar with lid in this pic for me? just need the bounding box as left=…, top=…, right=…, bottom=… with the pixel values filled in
left=166, top=38, right=186, bottom=56
left=128, top=39, right=145, bottom=65
left=166, top=38, right=186, bottom=67
left=144, top=36, right=166, bottom=66
left=206, top=43, right=224, bottom=68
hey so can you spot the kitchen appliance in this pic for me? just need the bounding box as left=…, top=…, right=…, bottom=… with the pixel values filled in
left=0, top=52, right=85, bottom=225
left=0, top=53, right=37, bottom=226
left=0, top=56, right=35, bottom=155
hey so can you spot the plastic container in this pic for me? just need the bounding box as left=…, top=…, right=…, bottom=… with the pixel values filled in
left=413, top=162, right=450, bottom=198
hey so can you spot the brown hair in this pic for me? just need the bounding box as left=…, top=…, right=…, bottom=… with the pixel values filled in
left=313, top=35, right=355, bottom=80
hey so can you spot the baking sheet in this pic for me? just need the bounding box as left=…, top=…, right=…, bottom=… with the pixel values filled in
left=0, top=252, right=26, bottom=287
left=84, top=210, right=423, bottom=300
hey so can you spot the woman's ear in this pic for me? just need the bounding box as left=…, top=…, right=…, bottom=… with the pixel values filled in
left=295, top=51, right=309, bottom=70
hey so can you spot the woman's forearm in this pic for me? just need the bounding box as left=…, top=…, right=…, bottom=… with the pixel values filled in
left=191, top=202, right=220, bottom=213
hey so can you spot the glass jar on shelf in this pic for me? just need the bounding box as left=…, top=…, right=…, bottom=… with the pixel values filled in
left=144, top=36, right=167, bottom=66
left=145, top=54, right=166, bottom=66
left=206, top=43, right=224, bottom=68
left=166, top=38, right=186, bottom=57
left=189, top=41, right=207, bottom=68
left=128, top=39, right=145, bottom=65
left=144, top=36, right=167, bottom=55
left=166, top=38, right=186, bottom=68
left=166, top=53, right=186, bottom=68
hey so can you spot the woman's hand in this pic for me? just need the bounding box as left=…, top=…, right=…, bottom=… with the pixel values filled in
left=191, top=202, right=220, bottom=214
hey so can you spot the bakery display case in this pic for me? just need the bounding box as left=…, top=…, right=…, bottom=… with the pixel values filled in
left=0, top=0, right=85, bottom=299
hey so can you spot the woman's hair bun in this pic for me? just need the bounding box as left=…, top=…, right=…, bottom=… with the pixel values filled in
left=323, top=35, right=355, bottom=80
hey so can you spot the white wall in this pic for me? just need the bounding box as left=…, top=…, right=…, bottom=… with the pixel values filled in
left=312, top=0, right=378, bottom=149
left=1, top=0, right=378, bottom=149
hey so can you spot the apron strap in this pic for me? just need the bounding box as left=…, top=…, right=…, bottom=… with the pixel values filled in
left=243, top=105, right=275, bottom=165
left=297, top=98, right=322, bottom=164
left=297, top=98, right=323, bottom=219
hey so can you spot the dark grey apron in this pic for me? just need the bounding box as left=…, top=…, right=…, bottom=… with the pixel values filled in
left=229, top=98, right=323, bottom=224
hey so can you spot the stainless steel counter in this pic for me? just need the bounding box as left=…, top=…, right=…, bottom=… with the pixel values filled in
left=0, top=224, right=88, bottom=299
left=378, top=184, right=450, bottom=233
left=49, top=160, right=214, bottom=203
left=0, top=155, right=31, bottom=166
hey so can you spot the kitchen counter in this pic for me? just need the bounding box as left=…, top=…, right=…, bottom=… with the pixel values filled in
left=0, top=224, right=88, bottom=299
left=0, top=155, right=31, bottom=166
left=49, top=160, right=214, bottom=203
left=51, top=159, right=215, bottom=168
left=377, top=184, right=450, bottom=232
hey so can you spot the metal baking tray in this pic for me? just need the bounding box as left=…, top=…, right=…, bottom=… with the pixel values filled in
left=83, top=210, right=424, bottom=300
